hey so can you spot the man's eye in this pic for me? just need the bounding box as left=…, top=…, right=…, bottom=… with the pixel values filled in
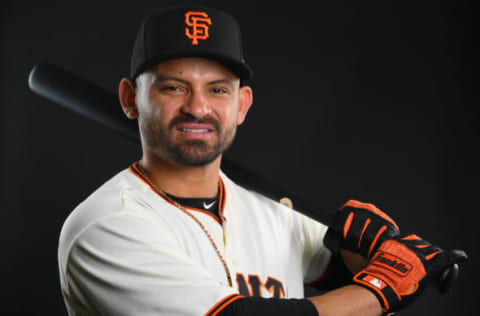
left=162, top=86, right=182, bottom=92
left=211, top=87, right=228, bottom=94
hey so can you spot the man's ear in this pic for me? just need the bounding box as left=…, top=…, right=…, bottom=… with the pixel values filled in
left=119, top=78, right=138, bottom=119
left=237, top=85, right=253, bottom=125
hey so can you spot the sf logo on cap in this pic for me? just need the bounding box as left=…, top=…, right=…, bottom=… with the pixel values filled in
left=185, top=11, right=212, bottom=45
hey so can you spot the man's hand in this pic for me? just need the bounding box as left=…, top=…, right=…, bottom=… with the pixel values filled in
left=353, top=234, right=468, bottom=313
left=324, top=200, right=400, bottom=259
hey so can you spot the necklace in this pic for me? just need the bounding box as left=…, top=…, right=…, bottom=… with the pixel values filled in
left=137, top=161, right=233, bottom=287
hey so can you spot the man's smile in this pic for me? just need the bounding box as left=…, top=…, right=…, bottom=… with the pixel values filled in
left=175, top=123, right=215, bottom=139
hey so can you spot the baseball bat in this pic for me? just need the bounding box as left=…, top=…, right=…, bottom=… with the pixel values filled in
left=28, top=61, right=460, bottom=294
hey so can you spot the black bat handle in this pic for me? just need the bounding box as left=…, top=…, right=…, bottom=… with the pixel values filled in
left=28, top=61, right=140, bottom=142
left=436, top=263, right=459, bottom=294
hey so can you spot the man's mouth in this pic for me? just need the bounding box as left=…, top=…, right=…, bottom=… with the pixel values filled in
left=175, top=123, right=215, bottom=138
left=179, top=127, right=211, bottom=133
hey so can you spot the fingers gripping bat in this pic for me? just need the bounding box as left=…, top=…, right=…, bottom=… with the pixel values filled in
left=28, top=61, right=460, bottom=295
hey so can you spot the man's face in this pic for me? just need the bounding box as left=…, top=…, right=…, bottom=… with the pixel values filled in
left=135, top=57, right=252, bottom=166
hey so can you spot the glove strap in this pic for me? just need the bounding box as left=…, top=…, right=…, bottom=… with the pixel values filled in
left=353, top=271, right=401, bottom=313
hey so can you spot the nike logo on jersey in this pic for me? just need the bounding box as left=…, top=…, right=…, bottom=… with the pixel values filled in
left=204, top=201, right=216, bottom=209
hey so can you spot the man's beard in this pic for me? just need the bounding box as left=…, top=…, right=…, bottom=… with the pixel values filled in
left=140, top=114, right=237, bottom=166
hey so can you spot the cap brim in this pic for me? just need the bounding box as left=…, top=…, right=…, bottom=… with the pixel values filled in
left=133, top=51, right=253, bottom=83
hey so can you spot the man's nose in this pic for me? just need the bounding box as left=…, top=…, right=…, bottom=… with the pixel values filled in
left=181, top=90, right=211, bottom=118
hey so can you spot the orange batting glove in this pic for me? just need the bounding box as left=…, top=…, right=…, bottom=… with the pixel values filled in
left=353, top=234, right=468, bottom=314
left=324, top=200, right=400, bottom=259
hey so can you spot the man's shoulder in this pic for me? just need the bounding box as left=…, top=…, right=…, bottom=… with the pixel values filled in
left=70, top=168, right=138, bottom=217
left=221, top=170, right=328, bottom=230
left=220, top=170, right=294, bottom=217
left=58, top=168, right=147, bottom=254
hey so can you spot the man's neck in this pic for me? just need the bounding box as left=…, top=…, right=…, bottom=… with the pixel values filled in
left=140, top=153, right=221, bottom=198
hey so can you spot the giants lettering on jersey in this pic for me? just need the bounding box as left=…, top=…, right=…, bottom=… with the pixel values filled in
left=236, top=273, right=285, bottom=298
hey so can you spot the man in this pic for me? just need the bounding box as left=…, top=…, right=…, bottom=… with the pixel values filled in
left=58, top=4, right=466, bottom=315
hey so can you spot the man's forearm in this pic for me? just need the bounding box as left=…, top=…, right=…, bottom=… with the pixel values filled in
left=307, top=284, right=382, bottom=316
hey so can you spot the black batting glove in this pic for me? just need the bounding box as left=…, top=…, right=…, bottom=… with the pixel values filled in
left=324, top=200, right=400, bottom=259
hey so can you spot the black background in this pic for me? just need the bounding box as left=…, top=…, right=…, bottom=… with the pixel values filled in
left=1, top=0, right=475, bottom=314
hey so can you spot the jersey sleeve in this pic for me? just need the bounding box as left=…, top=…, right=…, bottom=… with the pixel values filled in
left=61, top=211, right=239, bottom=316
left=289, top=208, right=333, bottom=284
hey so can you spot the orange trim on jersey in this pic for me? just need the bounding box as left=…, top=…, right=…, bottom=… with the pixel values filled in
left=182, top=176, right=226, bottom=225
left=129, top=162, right=152, bottom=187
left=205, top=294, right=244, bottom=316
left=183, top=205, right=222, bottom=225
left=128, top=162, right=178, bottom=209
left=129, top=161, right=227, bottom=225
left=128, top=163, right=149, bottom=186
left=218, top=176, right=227, bottom=220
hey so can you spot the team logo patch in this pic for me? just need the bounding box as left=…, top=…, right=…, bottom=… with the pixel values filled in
left=371, top=251, right=412, bottom=276
left=185, top=11, right=212, bottom=45
left=362, top=275, right=387, bottom=289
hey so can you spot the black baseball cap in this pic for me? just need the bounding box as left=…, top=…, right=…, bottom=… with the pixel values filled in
left=130, top=4, right=253, bottom=82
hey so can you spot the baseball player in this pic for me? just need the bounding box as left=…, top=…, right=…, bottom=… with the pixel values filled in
left=57, top=4, right=466, bottom=316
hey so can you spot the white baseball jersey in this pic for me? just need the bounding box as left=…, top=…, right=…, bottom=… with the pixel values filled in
left=58, top=162, right=331, bottom=316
